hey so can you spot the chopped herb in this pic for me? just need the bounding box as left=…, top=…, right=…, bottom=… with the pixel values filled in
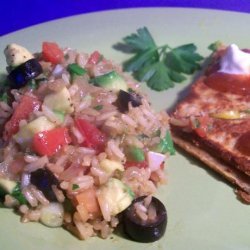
left=125, top=184, right=135, bottom=199
left=154, top=130, right=175, bottom=155
left=208, top=41, right=223, bottom=52
left=137, top=133, right=149, bottom=139
left=193, top=118, right=200, bottom=128
left=114, top=27, right=203, bottom=91
left=242, top=109, right=250, bottom=114
left=27, top=79, right=37, bottom=90
left=36, top=77, right=48, bottom=84
left=72, top=184, right=80, bottom=190
left=0, top=92, right=8, bottom=103
left=11, top=184, right=27, bottom=205
left=94, top=105, right=103, bottom=110
left=128, top=88, right=135, bottom=93
left=68, top=63, right=86, bottom=76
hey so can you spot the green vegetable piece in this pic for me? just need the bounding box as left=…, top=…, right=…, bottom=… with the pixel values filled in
left=122, top=27, right=157, bottom=52
left=63, top=198, right=75, bottom=213
left=27, top=79, right=37, bottom=90
left=208, top=41, right=223, bottom=52
left=0, top=92, right=9, bottom=103
left=68, top=63, right=86, bottom=76
left=91, top=71, right=128, bottom=91
left=53, top=110, right=65, bottom=123
left=125, top=184, right=135, bottom=199
left=11, top=184, right=27, bottom=205
left=0, top=186, right=6, bottom=198
left=126, top=146, right=145, bottom=162
left=72, top=184, right=79, bottom=190
left=93, top=105, right=103, bottom=110
left=114, top=27, right=203, bottom=91
left=155, top=130, right=175, bottom=155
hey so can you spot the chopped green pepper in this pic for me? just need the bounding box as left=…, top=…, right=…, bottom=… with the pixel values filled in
left=68, top=63, right=86, bottom=76
left=93, top=105, right=103, bottom=110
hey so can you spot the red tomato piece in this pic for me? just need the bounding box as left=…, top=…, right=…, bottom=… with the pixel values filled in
left=87, top=51, right=102, bottom=65
left=4, top=95, right=41, bottom=140
left=32, top=127, right=71, bottom=156
left=190, top=116, right=210, bottom=138
left=75, top=118, right=106, bottom=152
left=42, top=42, right=64, bottom=64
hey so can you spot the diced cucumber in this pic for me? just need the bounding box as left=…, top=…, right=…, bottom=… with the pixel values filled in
left=91, top=71, right=128, bottom=91
left=43, top=87, right=74, bottom=114
left=125, top=146, right=145, bottom=162
left=53, top=110, right=65, bottom=123
left=99, top=159, right=124, bottom=174
left=14, top=116, right=56, bottom=144
left=98, top=178, right=134, bottom=216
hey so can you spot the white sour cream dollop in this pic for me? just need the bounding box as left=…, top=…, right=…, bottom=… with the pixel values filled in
left=219, top=44, right=250, bottom=75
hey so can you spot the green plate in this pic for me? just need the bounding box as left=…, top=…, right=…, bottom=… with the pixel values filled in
left=0, top=8, right=250, bottom=250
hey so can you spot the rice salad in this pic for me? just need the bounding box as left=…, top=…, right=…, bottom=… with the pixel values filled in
left=0, top=42, right=174, bottom=240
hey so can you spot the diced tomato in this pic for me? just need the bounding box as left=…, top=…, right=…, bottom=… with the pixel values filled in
left=4, top=95, right=41, bottom=140
left=32, top=127, right=71, bottom=156
left=75, top=187, right=101, bottom=216
left=190, top=115, right=211, bottom=138
left=87, top=51, right=102, bottom=65
left=42, top=42, right=64, bottom=64
left=125, top=160, right=148, bottom=169
left=75, top=118, right=106, bottom=152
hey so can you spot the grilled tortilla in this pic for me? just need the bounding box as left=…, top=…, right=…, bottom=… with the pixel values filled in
left=170, top=47, right=250, bottom=203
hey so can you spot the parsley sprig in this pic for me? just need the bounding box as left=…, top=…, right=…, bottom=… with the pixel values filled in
left=114, top=27, right=203, bottom=91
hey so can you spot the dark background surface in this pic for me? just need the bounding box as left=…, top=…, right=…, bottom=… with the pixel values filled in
left=1, top=0, right=250, bottom=36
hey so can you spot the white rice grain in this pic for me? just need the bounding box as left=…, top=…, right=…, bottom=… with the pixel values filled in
left=24, top=156, right=48, bottom=173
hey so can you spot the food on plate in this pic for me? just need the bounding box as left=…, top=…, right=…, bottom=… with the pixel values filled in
left=114, top=27, right=203, bottom=91
left=0, top=42, right=173, bottom=240
left=170, top=43, right=250, bottom=203
left=123, top=195, right=167, bottom=242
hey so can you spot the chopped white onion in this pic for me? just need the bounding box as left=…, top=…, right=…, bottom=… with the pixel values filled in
left=52, top=64, right=64, bottom=77
left=21, top=172, right=31, bottom=188
left=147, top=151, right=166, bottom=171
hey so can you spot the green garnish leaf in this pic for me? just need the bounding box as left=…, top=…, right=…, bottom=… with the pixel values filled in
left=114, top=27, right=203, bottom=91
left=208, top=41, right=223, bottom=52
left=72, top=184, right=80, bottom=190
left=123, top=27, right=157, bottom=52
left=94, top=105, right=103, bottom=110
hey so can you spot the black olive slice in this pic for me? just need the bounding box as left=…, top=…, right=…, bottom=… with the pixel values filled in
left=116, top=90, right=142, bottom=113
left=30, top=168, right=59, bottom=201
left=8, top=59, right=42, bottom=89
left=123, top=196, right=167, bottom=243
